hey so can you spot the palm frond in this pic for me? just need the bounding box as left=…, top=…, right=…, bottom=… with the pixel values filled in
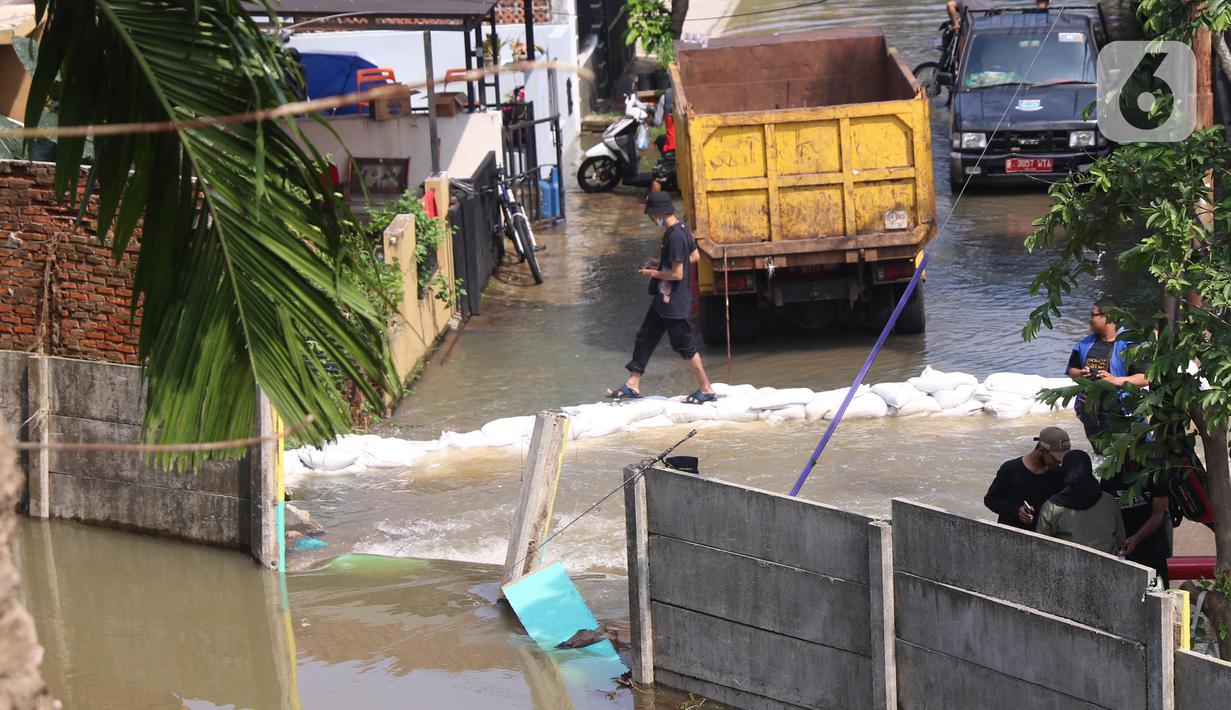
left=29, top=0, right=400, bottom=467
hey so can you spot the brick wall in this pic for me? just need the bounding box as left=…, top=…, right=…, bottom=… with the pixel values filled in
left=0, top=160, right=141, bottom=365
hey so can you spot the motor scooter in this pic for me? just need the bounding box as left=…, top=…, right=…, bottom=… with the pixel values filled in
left=577, top=93, right=663, bottom=193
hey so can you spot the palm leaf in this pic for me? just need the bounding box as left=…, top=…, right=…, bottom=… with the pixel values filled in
left=28, top=0, right=400, bottom=467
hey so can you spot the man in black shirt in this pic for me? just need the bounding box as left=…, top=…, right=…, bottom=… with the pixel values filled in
left=1066, top=296, right=1150, bottom=452
left=984, top=426, right=1069, bottom=530
left=1101, top=468, right=1171, bottom=587
left=606, top=192, right=717, bottom=404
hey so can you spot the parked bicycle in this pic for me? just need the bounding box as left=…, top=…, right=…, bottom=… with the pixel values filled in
left=452, top=168, right=543, bottom=284
left=913, top=20, right=959, bottom=102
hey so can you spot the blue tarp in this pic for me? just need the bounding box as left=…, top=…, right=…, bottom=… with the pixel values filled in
left=297, top=51, right=380, bottom=116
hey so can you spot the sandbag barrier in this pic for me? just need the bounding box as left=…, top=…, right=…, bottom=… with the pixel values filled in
left=285, top=367, right=1074, bottom=479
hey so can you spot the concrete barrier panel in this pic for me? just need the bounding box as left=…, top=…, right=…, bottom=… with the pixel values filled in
left=48, top=356, right=145, bottom=425
left=0, top=349, right=27, bottom=426
left=649, top=535, right=871, bottom=655
left=647, top=469, right=874, bottom=582
left=653, top=601, right=872, bottom=709
left=892, top=499, right=1153, bottom=637
left=49, top=415, right=248, bottom=496
left=895, top=573, right=1147, bottom=710
left=50, top=474, right=250, bottom=548
left=896, top=641, right=1106, bottom=710
left=1175, top=649, right=1231, bottom=710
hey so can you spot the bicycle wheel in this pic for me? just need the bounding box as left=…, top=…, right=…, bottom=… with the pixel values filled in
left=913, top=61, right=945, bottom=100
left=503, top=204, right=526, bottom=262
left=513, top=213, right=543, bottom=284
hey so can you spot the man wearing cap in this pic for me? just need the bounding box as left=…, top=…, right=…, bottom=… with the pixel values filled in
left=983, top=426, right=1070, bottom=531
left=606, top=192, right=716, bottom=404
left=1100, top=466, right=1172, bottom=586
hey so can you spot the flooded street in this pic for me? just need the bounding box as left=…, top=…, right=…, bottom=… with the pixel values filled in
left=17, top=1, right=1212, bottom=707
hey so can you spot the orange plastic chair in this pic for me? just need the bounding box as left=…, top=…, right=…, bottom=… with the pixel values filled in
left=443, top=68, right=469, bottom=91
left=356, top=67, right=397, bottom=114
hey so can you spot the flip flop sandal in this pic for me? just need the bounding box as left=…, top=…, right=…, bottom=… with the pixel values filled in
left=606, top=384, right=642, bottom=400
left=685, top=389, right=717, bottom=404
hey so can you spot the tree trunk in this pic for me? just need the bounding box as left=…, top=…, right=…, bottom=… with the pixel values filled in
left=0, top=418, right=54, bottom=708
left=670, top=0, right=689, bottom=38
left=1200, top=425, right=1231, bottom=659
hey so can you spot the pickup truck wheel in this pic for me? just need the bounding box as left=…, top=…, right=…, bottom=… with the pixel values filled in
left=895, top=282, right=926, bottom=335
left=577, top=156, right=621, bottom=193
left=699, top=295, right=760, bottom=343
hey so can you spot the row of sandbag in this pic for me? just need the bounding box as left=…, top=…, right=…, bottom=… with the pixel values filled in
left=286, top=367, right=1074, bottom=477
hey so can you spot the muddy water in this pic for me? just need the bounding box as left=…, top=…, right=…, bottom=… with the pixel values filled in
left=18, top=2, right=1211, bottom=708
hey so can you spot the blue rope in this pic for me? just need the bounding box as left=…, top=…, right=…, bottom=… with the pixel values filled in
left=788, top=252, right=931, bottom=497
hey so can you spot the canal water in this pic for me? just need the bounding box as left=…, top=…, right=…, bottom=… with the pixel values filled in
left=17, top=1, right=1208, bottom=708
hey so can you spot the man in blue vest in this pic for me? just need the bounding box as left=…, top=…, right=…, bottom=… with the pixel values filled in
left=1065, top=296, right=1149, bottom=451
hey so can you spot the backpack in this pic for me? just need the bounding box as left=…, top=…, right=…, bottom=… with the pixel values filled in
left=1165, top=446, right=1214, bottom=526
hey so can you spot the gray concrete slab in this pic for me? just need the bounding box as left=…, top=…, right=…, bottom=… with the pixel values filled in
left=647, top=468, right=875, bottom=582
left=648, top=535, right=871, bottom=655
left=895, top=572, right=1147, bottom=710
left=892, top=499, right=1153, bottom=638
left=655, top=668, right=808, bottom=710
left=47, top=355, right=144, bottom=425
left=49, top=473, right=250, bottom=548
left=895, top=640, right=1110, bottom=710
left=1175, top=649, right=1231, bottom=710
left=0, top=349, right=27, bottom=429
left=652, top=601, right=872, bottom=709
left=49, top=415, right=249, bottom=496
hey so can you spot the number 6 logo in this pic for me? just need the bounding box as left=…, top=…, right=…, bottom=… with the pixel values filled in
left=1097, top=41, right=1197, bottom=143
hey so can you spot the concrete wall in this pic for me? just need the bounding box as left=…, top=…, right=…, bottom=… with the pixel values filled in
left=297, top=111, right=503, bottom=198
left=382, top=176, right=458, bottom=383
left=1175, top=649, right=1231, bottom=710
left=625, top=467, right=895, bottom=709
left=628, top=473, right=1199, bottom=709
left=891, top=500, right=1173, bottom=710
left=1, top=350, right=277, bottom=564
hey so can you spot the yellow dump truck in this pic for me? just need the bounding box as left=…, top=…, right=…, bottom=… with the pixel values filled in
left=671, top=28, right=936, bottom=341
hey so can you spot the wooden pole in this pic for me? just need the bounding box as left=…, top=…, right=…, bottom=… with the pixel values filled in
left=424, top=31, right=441, bottom=174
left=502, top=411, right=568, bottom=586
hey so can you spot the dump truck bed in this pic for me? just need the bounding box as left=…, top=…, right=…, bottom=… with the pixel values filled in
left=672, top=28, right=936, bottom=269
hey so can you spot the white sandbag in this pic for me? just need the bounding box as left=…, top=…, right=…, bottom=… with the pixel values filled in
left=570, top=406, right=637, bottom=439
left=440, top=429, right=492, bottom=449
left=759, top=404, right=806, bottom=423
left=360, top=437, right=438, bottom=468
left=803, top=385, right=871, bottom=421
left=937, top=399, right=987, bottom=416
left=908, top=366, right=979, bottom=394
left=480, top=416, right=536, bottom=448
left=982, top=393, right=1034, bottom=419
left=715, top=398, right=760, bottom=422
left=971, top=384, right=993, bottom=403
left=933, top=384, right=976, bottom=410
left=712, top=382, right=758, bottom=398
left=663, top=400, right=719, bottom=424
left=618, top=398, right=668, bottom=424
left=984, top=372, right=1049, bottom=398
left=626, top=414, right=675, bottom=431
left=825, top=393, right=889, bottom=420
left=893, top=395, right=942, bottom=417
left=749, top=387, right=815, bottom=410
left=1042, top=377, right=1077, bottom=391
left=1030, top=399, right=1062, bottom=415
left=870, top=382, right=924, bottom=409
left=297, top=444, right=359, bottom=471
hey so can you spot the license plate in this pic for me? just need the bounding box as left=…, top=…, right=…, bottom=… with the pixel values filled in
left=1005, top=157, right=1053, bottom=173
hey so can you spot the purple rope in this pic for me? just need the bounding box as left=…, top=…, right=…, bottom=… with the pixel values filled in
left=788, top=252, right=931, bottom=497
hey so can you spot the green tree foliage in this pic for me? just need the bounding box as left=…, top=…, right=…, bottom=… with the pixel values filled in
left=28, top=0, right=400, bottom=466
left=626, top=0, right=676, bottom=69
left=1024, top=0, right=1231, bottom=657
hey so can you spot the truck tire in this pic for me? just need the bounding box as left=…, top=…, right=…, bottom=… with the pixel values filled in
left=867, top=284, right=895, bottom=334
left=895, top=282, right=926, bottom=335
left=699, top=295, right=760, bottom=344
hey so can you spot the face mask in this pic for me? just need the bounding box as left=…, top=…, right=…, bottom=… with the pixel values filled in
left=654, top=217, right=665, bottom=227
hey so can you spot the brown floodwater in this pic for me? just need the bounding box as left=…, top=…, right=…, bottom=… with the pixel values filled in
left=17, top=1, right=1211, bottom=707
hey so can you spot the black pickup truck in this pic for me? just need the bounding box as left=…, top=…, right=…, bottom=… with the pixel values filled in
left=948, top=8, right=1112, bottom=188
